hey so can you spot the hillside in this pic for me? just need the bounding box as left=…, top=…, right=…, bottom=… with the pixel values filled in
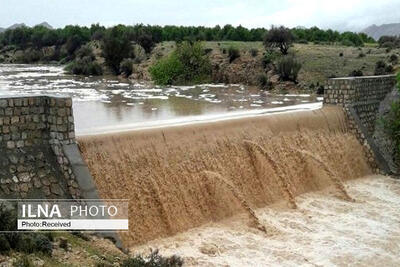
left=1, top=40, right=397, bottom=91
left=133, top=41, right=399, bottom=89
left=0, top=22, right=53, bottom=33
left=363, top=23, right=400, bottom=40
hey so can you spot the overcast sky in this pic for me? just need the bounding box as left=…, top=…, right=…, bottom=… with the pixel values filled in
left=1, top=0, right=399, bottom=31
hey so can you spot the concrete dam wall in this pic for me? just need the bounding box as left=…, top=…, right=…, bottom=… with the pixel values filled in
left=324, top=74, right=397, bottom=174
left=0, top=95, right=97, bottom=200
left=0, top=74, right=396, bottom=248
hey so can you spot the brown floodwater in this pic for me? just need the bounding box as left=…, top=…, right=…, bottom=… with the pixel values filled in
left=0, top=64, right=323, bottom=135
left=79, top=107, right=372, bottom=246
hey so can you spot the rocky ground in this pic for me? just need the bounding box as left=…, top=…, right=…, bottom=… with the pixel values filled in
left=0, top=233, right=126, bottom=267
left=1, top=41, right=398, bottom=93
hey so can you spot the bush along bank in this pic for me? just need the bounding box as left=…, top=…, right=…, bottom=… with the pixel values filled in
left=149, top=41, right=212, bottom=85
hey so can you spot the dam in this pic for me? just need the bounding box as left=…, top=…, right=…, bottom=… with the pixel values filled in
left=0, top=74, right=398, bottom=262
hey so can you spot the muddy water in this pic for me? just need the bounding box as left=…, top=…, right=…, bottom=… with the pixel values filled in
left=0, top=64, right=322, bottom=135
left=79, top=107, right=372, bottom=246
left=132, top=175, right=400, bottom=266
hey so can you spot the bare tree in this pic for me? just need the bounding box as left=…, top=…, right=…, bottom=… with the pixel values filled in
left=263, top=26, right=294, bottom=55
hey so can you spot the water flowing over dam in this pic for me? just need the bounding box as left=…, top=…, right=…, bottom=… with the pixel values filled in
left=78, top=106, right=372, bottom=246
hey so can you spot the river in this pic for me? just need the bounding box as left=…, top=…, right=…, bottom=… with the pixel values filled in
left=0, top=64, right=322, bottom=135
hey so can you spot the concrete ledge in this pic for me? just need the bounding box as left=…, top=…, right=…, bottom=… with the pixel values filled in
left=62, top=144, right=100, bottom=199
left=62, top=143, right=124, bottom=250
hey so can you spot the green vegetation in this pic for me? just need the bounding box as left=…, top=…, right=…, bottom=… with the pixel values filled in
left=257, top=73, right=271, bottom=90
left=263, top=26, right=294, bottom=55
left=0, top=204, right=53, bottom=256
left=65, top=44, right=102, bottom=75
left=349, top=69, right=364, bottom=77
left=276, top=55, right=302, bottom=82
left=0, top=24, right=375, bottom=60
left=378, top=36, right=400, bottom=49
left=374, top=60, right=393, bottom=75
left=383, top=73, right=400, bottom=162
left=122, top=249, right=183, bottom=267
left=150, top=41, right=212, bottom=85
left=120, top=58, right=135, bottom=77
left=228, top=46, right=240, bottom=62
left=101, top=26, right=133, bottom=74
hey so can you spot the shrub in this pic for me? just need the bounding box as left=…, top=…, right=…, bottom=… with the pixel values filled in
left=257, top=73, right=272, bottom=90
left=32, top=234, right=52, bottom=255
left=262, top=50, right=277, bottom=68
left=16, top=235, right=36, bottom=254
left=149, top=53, right=183, bottom=85
left=149, top=41, right=211, bottom=85
left=250, top=48, right=258, bottom=57
left=381, top=42, right=396, bottom=50
left=390, top=54, right=398, bottom=64
left=341, top=39, right=354, bottom=47
left=15, top=49, right=42, bottom=63
left=14, top=234, right=51, bottom=255
left=349, top=69, right=363, bottom=77
left=375, top=60, right=389, bottom=75
left=65, top=35, right=83, bottom=55
left=228, top=46, right=240, bottom=63
left=137, top=33, right=155, bottom=54
left=120, top=58, right=134, bottom=77
left=358, top=52, right=365, bottom=58
left=122, top=249, right=183, bottom=267
left=204, top=48, right=212, bottom=54
left=276, top=55, right=302, bottom=82
left=66, top=57, right=103, bottom=76
left=102, top=26, right=132, bottom=74
left=0, top=235, right=11, bottom=253
left=65, top=45, right=103, bottom=76
left=316, top=85, right=324, bottom=95
left=263, top=26, right=294, bottom=55
left=378, top=36, right=400, bottom=48
left=386, top=64, right=394, bottom=73
left=297, top=39, right=308, bottom=44
left=13, top=255, right=34, bottom=267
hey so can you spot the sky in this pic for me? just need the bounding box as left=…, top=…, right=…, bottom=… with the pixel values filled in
left=0, top=0, right=399, bottom=31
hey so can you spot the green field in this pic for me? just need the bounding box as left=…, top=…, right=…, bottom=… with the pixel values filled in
left=156, top=41, right=399, bottom=87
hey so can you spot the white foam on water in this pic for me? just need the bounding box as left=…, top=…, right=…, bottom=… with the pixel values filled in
left=131, top=175, right=400, bottom=266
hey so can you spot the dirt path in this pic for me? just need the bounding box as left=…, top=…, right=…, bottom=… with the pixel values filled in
left=131, top=175, right=400, bottom=266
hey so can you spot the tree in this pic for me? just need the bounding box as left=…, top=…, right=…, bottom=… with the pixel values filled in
left=263, top=26, right=294, bottom=55
left=137, top=33, right=155, bottom=54
left=102, top=26, right=132, bottom=74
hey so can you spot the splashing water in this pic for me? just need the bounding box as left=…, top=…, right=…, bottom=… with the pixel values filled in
left=292, top=149, right=355, bottom=202
left=78, top=107, right=371, bottom=246
left=203, top=171, right=267, bottom=233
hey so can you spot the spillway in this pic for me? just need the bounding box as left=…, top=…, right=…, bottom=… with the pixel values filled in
left=78, top=106, right=372, bottom=246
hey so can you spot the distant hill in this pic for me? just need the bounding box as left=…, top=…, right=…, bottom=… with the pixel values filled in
left=36, top=22, right=53, bottom=29
left=363, top=23, right=400, bottom=40
left=7, top=23, right=26, bottom=30
left=0, top=22, right=53, bottom=33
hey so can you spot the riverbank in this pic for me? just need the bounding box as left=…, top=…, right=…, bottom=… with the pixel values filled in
left=1, top=42, right=398, bottom=92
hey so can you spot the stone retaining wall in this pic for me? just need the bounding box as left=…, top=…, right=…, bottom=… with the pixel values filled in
left=0, top=95, right=81, bottom=199
left=324, top=75, right=397, bottom=174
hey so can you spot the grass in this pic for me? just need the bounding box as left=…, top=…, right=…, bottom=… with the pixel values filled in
left=155, top=41, right=399, bottom=86
left=0, top=232, right=125, bottom=267
left=294, top=43, right=399, bottom=84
